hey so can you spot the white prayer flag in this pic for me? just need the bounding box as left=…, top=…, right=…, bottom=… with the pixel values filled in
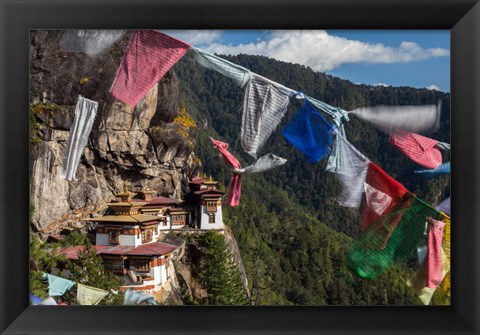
left=60, top=30, right=125, bottom=56
left=61, top=96, right=98, bottom=181
left=241, top=74, right=291, bottom=157
left=77, top=283, right=109, bottom=305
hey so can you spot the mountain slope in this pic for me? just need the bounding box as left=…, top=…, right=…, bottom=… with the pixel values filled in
left=175, top=52, right=450, bottom=237
left=173, top=52, right=450, bottom=305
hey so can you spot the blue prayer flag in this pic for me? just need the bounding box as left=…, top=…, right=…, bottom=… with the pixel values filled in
left=415, top=162, right=450, bottom=177
left=30, top=293, right=43, bottom=305
left=282, top=99, right=335, bottom=163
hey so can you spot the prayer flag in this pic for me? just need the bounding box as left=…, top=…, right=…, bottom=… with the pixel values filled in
left=123, top=288, right=157, bottom=305
left=61, top=96, right=98, bottom=181
left=60, top=30, right=125, bottom=56
left=233, top=153, right=287, bottom=174
left=228, top=175, right=242, bottom=207
left=282, top=100, right=335, bottom=163
left=347, top=194, right=440, bottom=279
left=305, top=97, right=351, bottom=172
left=328, top=133, right=370, bottom=208
left=436, top=142, right=451, bottom=151
left=350, top=102, right=441, bottom=134
left=211, top=138, right=242, bottom=206
left=436, top=197, right=450, bottom=216
left=76, top=283, right=109, bottom=305
left=362, top=162, right=409, bottom=231
left=211, top=139, right=287, bottom=206
left=440, top=213, right=450, bottom=263
left=39, top=297, right=58, bottom=305
left=241, top=74, right=291, bottom=157
left=390, top=130, right=442, bottom=169
left=44, top=273, right=76, bottom=297
left=110, top=30, right=190, bottom=107
left=412, top=248, right=450, bottom=305
left=364, top=184, right=392, bottom=217
left=415, top=162, right=450, bottom=176
left=193, top=48, right=251, bottom=87
left=426, top=217, right=446, bottom=288
left=30, top=293, right=43, bottom=305
left=439, top=213, right=451, bottom=297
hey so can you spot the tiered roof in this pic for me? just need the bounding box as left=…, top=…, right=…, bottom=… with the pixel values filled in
left=85, top=214, right=159, bottom=226
left=59, top=242, right=179, bottom=259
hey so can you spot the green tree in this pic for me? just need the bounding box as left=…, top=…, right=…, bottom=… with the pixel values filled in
left=197, top=231, right=249, bottom=305
left=29, top=235, right=66, bottom=299
left=65, top=237, right=124, bottom=305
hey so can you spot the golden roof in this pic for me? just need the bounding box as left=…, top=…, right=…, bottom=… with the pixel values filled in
left=107, top=201, right=147, bottom=207
left=84, top=214, right=160, bottom=224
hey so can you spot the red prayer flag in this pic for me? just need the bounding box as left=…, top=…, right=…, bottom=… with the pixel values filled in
left=426, top=217, right=446, bottom=288
left=362, top=162, right=409, bottom=232
left=110, top=30, right=190, bottom=107
left=390, top=130, right=442, bottom=169
left=211, top=139, right=242, bottom=207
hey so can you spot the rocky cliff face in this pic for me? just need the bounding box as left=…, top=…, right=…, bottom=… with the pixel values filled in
left=29, top=30, right=200, bottom=233
left=172, top=229, right=250, bottom=305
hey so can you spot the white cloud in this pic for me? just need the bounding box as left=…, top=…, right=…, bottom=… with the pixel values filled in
left=161, top=30, right=223, bottom=46
left=203, top=30, right=449, bottom=72
left=374, top=83, right=391, bottom=87
left=426, top=84, right=440, bottom=91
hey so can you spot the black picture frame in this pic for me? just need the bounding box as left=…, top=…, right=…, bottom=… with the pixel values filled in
left=1, top=0, right=479, bottom=334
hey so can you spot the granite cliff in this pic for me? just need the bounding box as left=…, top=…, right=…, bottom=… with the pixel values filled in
left=29, top=30, right=200, bottom=234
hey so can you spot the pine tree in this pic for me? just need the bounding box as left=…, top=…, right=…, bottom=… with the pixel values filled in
left=29, top=235, right=67, bottom=299
left=197, top=231, right=249, bottom=305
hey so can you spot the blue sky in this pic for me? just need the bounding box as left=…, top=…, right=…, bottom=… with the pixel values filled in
left=164, top=30, right=450, bottom=92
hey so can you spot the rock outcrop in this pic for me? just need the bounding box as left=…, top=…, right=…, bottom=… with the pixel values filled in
left=172, top=230, right=250, bottom=304
left=29, top=30, right=200, bottom=233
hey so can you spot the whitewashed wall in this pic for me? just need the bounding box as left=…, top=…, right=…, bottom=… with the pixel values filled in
left=96, top=233, right=110, bottom=246
left=200, top=205, right=224, bottom=230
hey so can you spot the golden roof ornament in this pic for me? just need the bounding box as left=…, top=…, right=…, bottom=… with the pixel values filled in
left=115, top=184, right=136, bottom=202
left=140, top=187, right=156, bottom=201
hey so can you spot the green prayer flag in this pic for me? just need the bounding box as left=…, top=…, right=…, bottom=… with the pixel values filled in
left=347, top=194, right=440, bottom=279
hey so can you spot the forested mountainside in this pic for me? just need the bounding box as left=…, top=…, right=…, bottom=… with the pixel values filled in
left=173, top=52, right=450, bottom=305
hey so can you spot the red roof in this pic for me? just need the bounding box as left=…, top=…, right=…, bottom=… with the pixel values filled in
left=126, top=242, right=178, bottom=256
left=59, top=242, right=179, bottom=258
left=60, top=246, right=110, bottom=260
left=194, top=189, right=225, bottom=196
left=144, top=197, right=181, bottom=206
left=98, top=245, right=135, bottom=256
left=189, top=177, right=206, bottom=185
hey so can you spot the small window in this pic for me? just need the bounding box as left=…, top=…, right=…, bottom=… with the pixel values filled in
left=206, top=201, right=217, bottom=213
left=141, top=229, right=153, bottom=243
left=108, top=230, right=119, bottom=244
left=172, top=215, right=186, bottom=225
left=209, top=215, right=215, bottom=224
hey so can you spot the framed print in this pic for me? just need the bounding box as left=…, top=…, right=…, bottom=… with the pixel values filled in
left=1, top=0, right=479, bottom=334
